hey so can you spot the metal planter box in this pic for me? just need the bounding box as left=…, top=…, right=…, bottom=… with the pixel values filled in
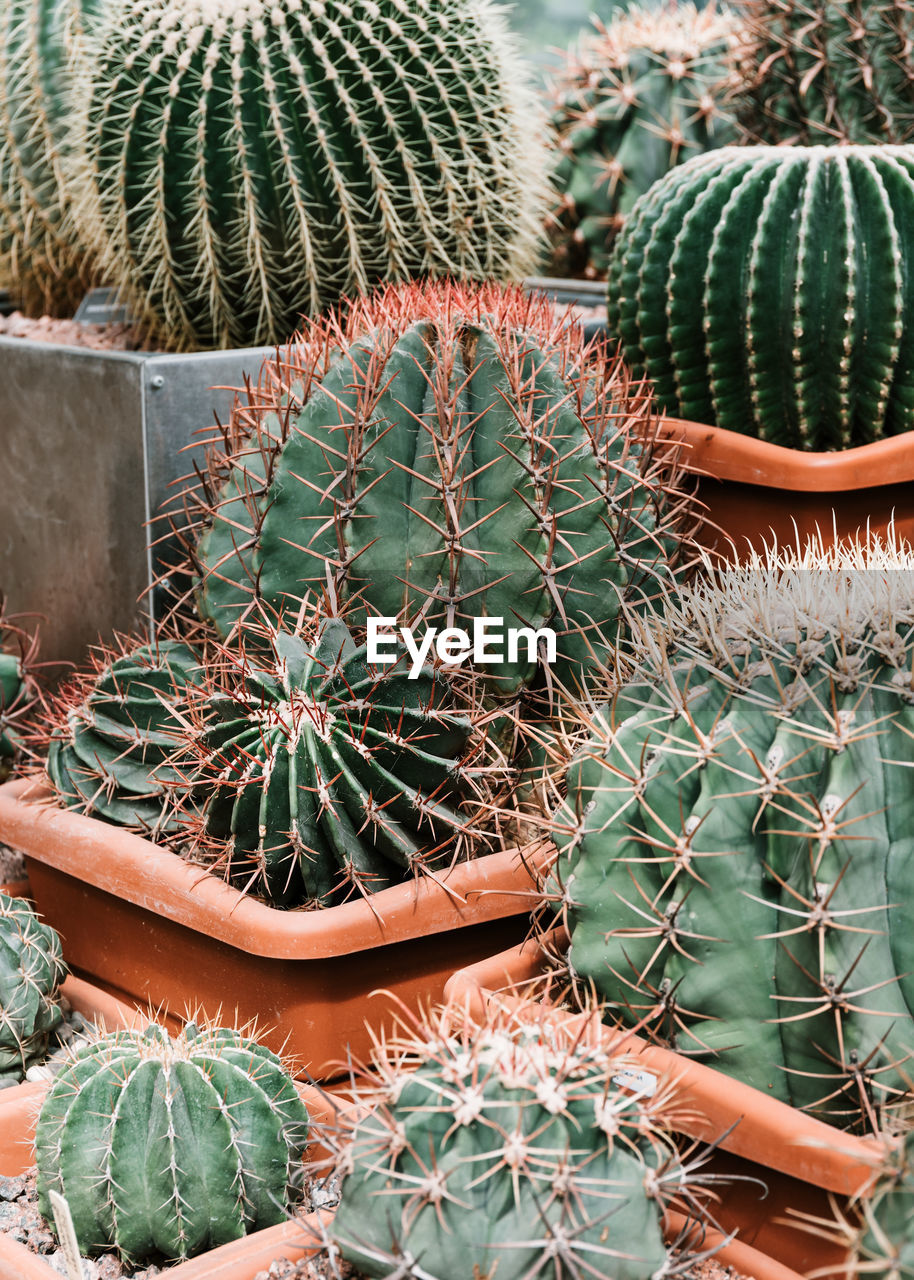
left=0, top=338, right=270, bottom=666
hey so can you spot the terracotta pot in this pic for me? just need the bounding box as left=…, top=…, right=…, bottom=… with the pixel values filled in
left=0, top=1077, right=335, bottom=1280
left=444, top=928, right=884, bottom=1279
left=658, top=418, right=914, bottom=556
left=0, top=779, right=547, bottom=1079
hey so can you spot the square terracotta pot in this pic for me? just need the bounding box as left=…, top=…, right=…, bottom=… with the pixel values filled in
left=0, top=780, right=548, bottom=1080
left=443, top=928, right=886, bottom=1280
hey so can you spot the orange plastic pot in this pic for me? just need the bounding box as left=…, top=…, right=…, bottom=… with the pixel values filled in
left=658, top=418, right=914, bottom=556
left=0, top=779, right=547, bottom=1079
left=0, top=1077, right=335, bottom=1280
left=444, top=929, right=885, bottom=1280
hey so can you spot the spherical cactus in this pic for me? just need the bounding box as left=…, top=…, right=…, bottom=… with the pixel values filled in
left=181, top=280, right=690, bottom=697
left=0, top=0, right=100, bottom=313
left=46, top=638, right=202, bottom=834
left=848, top=1131, right=914, bottom=1277
left=608, top=145, right=914, bottom=448
left=0, top=891, right=67, bottom=1080
left=0, top=615, right=39, bottom=779
left=72, top=0, right=550, bottom=350
left=734, top=0, right=914, bottom=145
left=551, top=535, right=914, bottom=1129
left=188, top=617, right=507, bottom=907
left=327, top=1000, right=702, bottom=1280
left=35, top=1020, right=311, bottom=1260
left=547, top=3, right=744, bottom=278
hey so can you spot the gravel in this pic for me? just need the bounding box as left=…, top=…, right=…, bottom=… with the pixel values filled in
left=0, top=843, right=26, bottom=885
left=0, top=311, right=152, bottom=351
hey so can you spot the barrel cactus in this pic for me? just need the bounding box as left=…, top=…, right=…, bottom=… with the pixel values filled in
left=46, top=638, right=202, bottom=834
left=0, top=616, right=38, bottom=779
left=848, top=1130, right=914, bottom=1277
left=0, top=891, right=67, bottom=1080
left=734, top=0, right=914, bottom=145
left=608, top=145, right=914, bottom=448
left=551, top=536, right=914, bottom=1129
left=547, top=3, right=744, bottom=278
left=327, top=1000, right=705, bottom=1280
left=188, top=616, right=506, bottom=907
left=182, top=279, right=690, bottom=697
left=35, top=1020, right=310, bottom=1260
left=0, top=0, right=101, bottom=313
left=72, top=0, right=549, bottom=351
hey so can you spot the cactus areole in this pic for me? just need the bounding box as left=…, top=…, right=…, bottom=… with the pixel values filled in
left=552, top=539, right=914, bottom=1128
left=190, top=282, right=683, bottom=697
left=608, top=145, right=914, bottom=449
left=35, top=1021, right=310, bottom=1260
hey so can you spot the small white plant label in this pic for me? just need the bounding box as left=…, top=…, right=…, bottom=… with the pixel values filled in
left=49, top=1189, right=87, bottom=1280
left=612, top=1068, right=659, bottom=1098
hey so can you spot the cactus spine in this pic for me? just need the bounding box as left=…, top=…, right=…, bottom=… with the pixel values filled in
left=548, top=3, right=744, bottom=278
left=35, top=1020, right=311, bottom=1260
left=46, top=639, right=201, bottom=834
left=191, top=618, right=504, bottom=907
left=551, top=537, right=914, bottom=1128
left=184, top=280, right=688, bottom=696
left=608, top=145, right=914, bottom=448
left=0, top=891, right=67, bottom=1080
left=73, top=0, right=549, bottom=350
left=327, top=1001, right=705, bottom=1280
left=734, top=0, right=914, bottom=145
left=0, top=0, right=100, bottom=313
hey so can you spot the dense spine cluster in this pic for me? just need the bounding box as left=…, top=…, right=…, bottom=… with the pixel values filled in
left=734, top=0, right=914, bottom=144
left=548, top=3, right=743, bottom=277
left=848, top=1130, right=914, bottom=1277
left=551, top=538, right=914, bottom=1129
left=46, top=640, right=201, bottom=834
left=183, top=280, right=689, bottom=697
left=608, top=145, right=914, bottom=448
left=72, top=0, right=549, bottom=350
left=0, top=0, right=100, bottom=313
left=191, top=619, right=503, bottom=907
left=0, top=892, right=67, bottom=1080
left=327, top=1001, right=707, bottom=1280
left=35, top=1020, right=310, bottom=1260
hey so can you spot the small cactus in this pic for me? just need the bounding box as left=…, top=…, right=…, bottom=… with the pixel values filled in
left=179, top=279, right=691, bottom=698
left=733, top=0, right=914, bottom=145
left=551, top=535, right=914, bottom=1129
left=0, top=891, right=67, bottom=1080
left=72, top=0, right=549, bottom=350
left=186, top=616, right=508, bottom=907
left=35, top=1019, right=311, bottom=1260
left=608, top=144, right=914, bottom=447
left=0, top=613, right=39, bottom=780
left=45, top=638, right=202, bottom=834
left=547, top=3, right=744, bottom=278
left=848, top=1129, right=914, bottom=1278
left=325, top=1000, right=712, bottom=1280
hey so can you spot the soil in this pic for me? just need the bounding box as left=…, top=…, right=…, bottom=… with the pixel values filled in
left=251, top=1252, right=752, bottom=1280
left=0, top=311, right=151, bottom=352
left=0, top=842, right=26, bottom=885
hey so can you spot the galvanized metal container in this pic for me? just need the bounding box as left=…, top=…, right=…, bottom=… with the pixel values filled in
left=0, top=339, right=270, bottom=666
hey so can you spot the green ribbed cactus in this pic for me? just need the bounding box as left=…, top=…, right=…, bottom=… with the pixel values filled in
left=193, top=617, right=501, bottom=907
left=848, top=1130, right=914, bottom=1277
left=35, top=1020, right=310, bottom=1260
left=551, top=537, right=914, bottom=1129
left=0, top=892, right=67, bottom=1080
left=0, top=0, right=101, bottom=313
left=547, top=3, right=744, bottom=278
left=73, top=0, right=548, bottom=351
left=186, top=280, right=687, bottom=697
left=608, top=145, right=914, bottom=448
left=46, top=639, right=201, bottom=834
left=734, top=0, right=914, bottom=144
left=0, top=614, right=39, bottom=779
left=328, top=1001, right=702, bottom=1280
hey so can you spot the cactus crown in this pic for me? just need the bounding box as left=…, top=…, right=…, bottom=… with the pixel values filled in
left=547, top=2, right=744, bottom=277
left=36, top=1018, right=311, bottom=1261
left=0, top=892, right=67, bottom=1080
left=734, top=0, right=914, bottom=145
left=175, top=279, right=690, bottom=698
left=71, top=0, right=550, bottom=349
left=325, top=999, right=713, bottom=1280
left=551, top=535, right=914, bottom=1129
